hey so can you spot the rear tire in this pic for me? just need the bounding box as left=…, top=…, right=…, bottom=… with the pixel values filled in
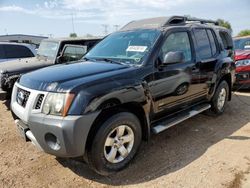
left=87, top=112, right=142, bottom=175
left=211, top=80, right=229, bottom=115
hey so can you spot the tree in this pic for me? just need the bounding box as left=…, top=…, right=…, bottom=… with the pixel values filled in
left=216, top=19, right=232, bottom=32
left=237, top=30, right=250, bottom=37
left=69, top=33, right=77, bottom=38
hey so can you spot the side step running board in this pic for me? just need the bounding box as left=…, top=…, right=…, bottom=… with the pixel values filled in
left=152, top=103, right=211, bottom=134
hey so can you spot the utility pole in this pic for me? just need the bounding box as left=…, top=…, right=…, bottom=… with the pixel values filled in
left=113, top=25, right=120, bottom=32
left=102, top=24, right=109, bottom=35
left=71, top=12, right=75, bottom=34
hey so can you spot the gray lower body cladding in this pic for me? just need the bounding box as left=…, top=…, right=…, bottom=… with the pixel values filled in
left=14, top=112, right=100, bottom=158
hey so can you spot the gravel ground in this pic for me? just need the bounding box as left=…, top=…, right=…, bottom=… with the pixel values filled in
left=1, top=91, right=250, bottom=188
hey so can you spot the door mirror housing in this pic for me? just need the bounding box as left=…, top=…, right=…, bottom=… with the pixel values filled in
left=163, top=51, right=185, bottom=65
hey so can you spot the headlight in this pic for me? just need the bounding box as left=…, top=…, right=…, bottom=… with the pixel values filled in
left=236, top=59, right=250, bottom=67
left=42, top=93, right=75, bottom=116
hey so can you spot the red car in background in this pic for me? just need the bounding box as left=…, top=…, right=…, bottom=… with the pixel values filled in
left=234, top=36, right=250, bottom=89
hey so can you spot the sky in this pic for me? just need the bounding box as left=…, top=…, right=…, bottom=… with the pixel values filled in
left=0, top=0, right=249, bottom=37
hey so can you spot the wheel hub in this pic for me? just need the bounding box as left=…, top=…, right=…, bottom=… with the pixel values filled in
left=217, top=88, right=227, bottom=111
left=104, top=125, right=134, bottom=163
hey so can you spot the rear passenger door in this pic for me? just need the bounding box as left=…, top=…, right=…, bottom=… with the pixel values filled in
left=193, top=28, right=219, bottom=94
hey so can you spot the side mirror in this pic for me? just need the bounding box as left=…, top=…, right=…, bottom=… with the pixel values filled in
left=163, top=51, right=185, bottom=65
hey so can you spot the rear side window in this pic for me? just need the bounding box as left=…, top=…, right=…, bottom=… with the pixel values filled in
left=4, top=45, right=34, bottom=58
left=207, top=30, right=218, bottom=56
left=194, top=29, right=212, bottom=60
left=0, top=45, right=5, bottom=59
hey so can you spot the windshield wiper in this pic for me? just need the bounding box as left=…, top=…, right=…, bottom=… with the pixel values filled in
left=82, top=57, right=95, bottom=62
left=95, top=58, right=128, bottom=66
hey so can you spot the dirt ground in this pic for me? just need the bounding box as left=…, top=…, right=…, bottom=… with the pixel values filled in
left=1, top=91, right=250, bottom=188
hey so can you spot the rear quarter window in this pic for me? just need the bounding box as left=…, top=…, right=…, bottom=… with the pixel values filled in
left=219, top=31, right=233, bottom=50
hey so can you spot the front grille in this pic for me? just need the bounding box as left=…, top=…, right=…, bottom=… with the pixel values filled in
left=16, top=88, right=30, bottom=108
left=35, top=94, right=44, bottom=109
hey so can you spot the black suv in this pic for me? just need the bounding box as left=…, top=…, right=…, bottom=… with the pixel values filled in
left=0, top=37, right=102, bottom=100
left=11, top=16, right=235, bottom=175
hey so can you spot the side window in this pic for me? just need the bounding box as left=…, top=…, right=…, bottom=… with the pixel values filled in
left=207, top=29, right=218, bottom=56
left=60, top=45, right=87, bottom=63
left=0, top=45, right=5, bottom=59
left=18, top=46, right=34, bottom=57
left=194, top=29, right=212, bottom=60
left=161, top=31, right=192, bottom=62
left=4, top=45, right=34, bottom=58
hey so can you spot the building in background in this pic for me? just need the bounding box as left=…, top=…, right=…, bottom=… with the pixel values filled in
left=0, top=34, right=48, bottom=48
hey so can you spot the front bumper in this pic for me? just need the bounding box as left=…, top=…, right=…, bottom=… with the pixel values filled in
left=234, top=71, right=250, bottom=89
left=13, top=112, right=99, bottom=157
left=11, top=82, right=100, bottom=157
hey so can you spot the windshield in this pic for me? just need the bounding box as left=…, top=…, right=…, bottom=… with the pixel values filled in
left=37, top=41, right=59, bottom=59
left=85, top=29, right=161, bottom=65
left=234, top=37, right=250, bottom=50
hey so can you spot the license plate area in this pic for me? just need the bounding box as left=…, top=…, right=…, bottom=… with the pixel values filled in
left=16, top=120, right=29, bottom=141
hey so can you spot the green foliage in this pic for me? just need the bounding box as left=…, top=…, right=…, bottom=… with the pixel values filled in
left=216, top=19, right=232, bottom=31
left=237, top=30, right=250, bottom=37
left=69, top=33, right=77, bottom=38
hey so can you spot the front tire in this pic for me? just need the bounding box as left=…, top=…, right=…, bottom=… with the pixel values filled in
left=87, top=112, right=142, bottom=175
left=211, top=80, right=229, bottom=115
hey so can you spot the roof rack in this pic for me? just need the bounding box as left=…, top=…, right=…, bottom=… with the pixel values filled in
left=166, top=16, right=219, bottom=26
left=120, top=16, right=219, bottom=31
left=183, top=17, right=219, bottom=25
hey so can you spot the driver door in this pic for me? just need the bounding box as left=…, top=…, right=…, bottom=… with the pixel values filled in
left=149, top=29, right=206, bottom=114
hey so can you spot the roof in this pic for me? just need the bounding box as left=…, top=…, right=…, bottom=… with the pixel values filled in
left=120, top=16, right=219, bottom=31
left=0, top=41, right=35, bottom=47
left=45, top=36, right=103, bottom=42
left=0, top=34, right=47, bottom=39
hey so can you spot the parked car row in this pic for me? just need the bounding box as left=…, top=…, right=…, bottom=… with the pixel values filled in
left=0, top=37, right=102, bottom=100
left=233, top=36, right=250, bottom=89
left=0, top=16, right=239, bottom=175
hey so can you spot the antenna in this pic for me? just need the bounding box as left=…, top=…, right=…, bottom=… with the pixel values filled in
left=113, top=25, right=120, bottom=32
left=102, top=24, right=109, bottom=35
left=71, top=12, right=75, bottom=33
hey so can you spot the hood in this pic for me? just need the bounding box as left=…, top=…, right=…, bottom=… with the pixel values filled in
left=235, top=50, right=250, bottom=61
left=18, top=61, right=131, bottom=92
left=0, top=56, right=52, bottom=74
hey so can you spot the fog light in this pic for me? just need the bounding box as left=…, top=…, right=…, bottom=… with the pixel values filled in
left=242, top=74, right=248, bottom=79
left=45, top=133, right=60, bottom=151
